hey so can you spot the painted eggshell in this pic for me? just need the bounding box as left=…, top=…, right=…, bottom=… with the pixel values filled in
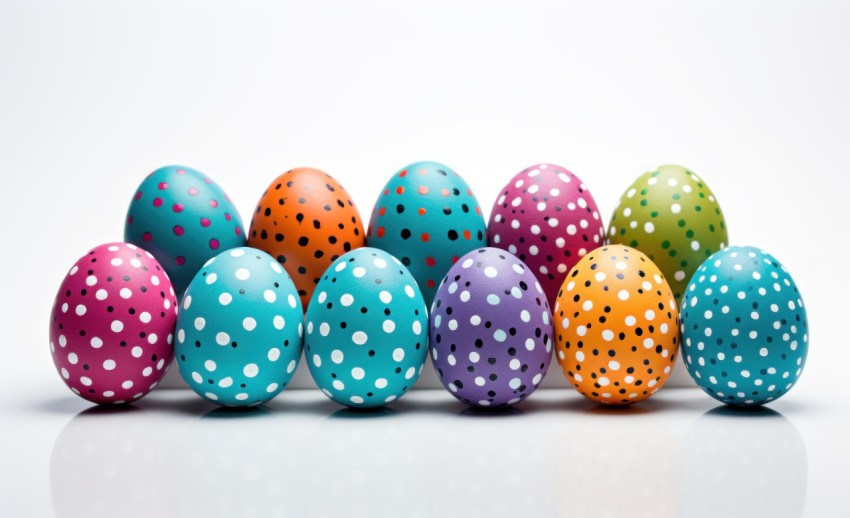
left=247, top=168, right=365, bottom=310
left=608, top=165, right=728, bottom=303
left=49, top=243, right=177, bottom=404
left=305, top=247, right=428, bottom=408
left=488, top=163, right=605, bottom=307
left=175, top=247, right=304, bottom=406
left=430, top=247, right=553, bottom=407
left=680, top=246, right=808, bottom=405
left=366, top=161, right=487, bottom=307
left=124, top=165, right=245, bottom=296
left=553, top=245, right=679, bottom=404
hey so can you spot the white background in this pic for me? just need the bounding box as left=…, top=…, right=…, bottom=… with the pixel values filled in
left=1, top=1, right=848, bottom=516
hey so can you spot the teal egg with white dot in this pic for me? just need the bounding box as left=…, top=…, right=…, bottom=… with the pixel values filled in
left=175, top=247, right=304, bottom=406
left=680, top=246, right=808, bottom=406
left=305, top=247, right=428, bottom=408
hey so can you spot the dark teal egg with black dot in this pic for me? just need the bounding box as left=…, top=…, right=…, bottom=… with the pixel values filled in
left=366, top=161, right=487, bottom=307
left=125, top=165, right=245, bottom=295
left=680, top=246, right=808, bottom=406
left=304, top=247, right=428, bottom=408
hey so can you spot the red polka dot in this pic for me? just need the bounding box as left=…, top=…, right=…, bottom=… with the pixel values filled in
left=467, top=189, right=472, bottom=196
left=175, top=256, right=186, bottom=265
left=475, top=206, right=481, bottom=215
left=441, top=188, right=450, bottom=197
left=418, top=186, right=429, bottom=195
left=153, top=198, right=163, bottom=207
left=158, top=182, right=169, bottom=190
left=209, top=199, right=219, bottom=208
left=200, top=218, right=211, bottom=227
left=378, top=207, right=386, bottom=216
left=451, top=256, right=459, bottom=263
left=421, top=233, right=430, bottom=242
left=134, top=191, right=142, bottom=201
left=395, top=186, right=405, bottom=195
left=188, top=188, right=199, bottom=196
left=225, top=213, right=232, bottom=221
left=418, top=208, right=426, bottom=215
left=399, top=170, right=408, bottom=177
left=425, top=257, right=436, bottom=267
left=127, top=216, right=133, bottom=225
left=235, top=227, right=242, bottom=236
left=426, top=279, right=435, bottom=288
left=209, top=239, right=219, bottom=250
left=173, top=226, right=184, bottom=236
left=175, top=169, right=186, bottom=175
left=142, top=232, right=152, bottom=242
left=172, top=203, right=184, bottom=213
left=377, top=227, right=385, bottom=238
left=463, top=230, right=471, bottom=240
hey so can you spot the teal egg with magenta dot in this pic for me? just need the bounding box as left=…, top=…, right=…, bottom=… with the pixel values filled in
left=680, top=246, right=808, bottom=406
left=305, top=247, right=428, bottom=408
left=366, top=161, right=487, bottom=307
left=175, top=247, right=304, bottom=406
left=125, top=165, right=246, bottom=296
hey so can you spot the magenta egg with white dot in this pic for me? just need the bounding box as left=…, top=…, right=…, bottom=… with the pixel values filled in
left=488, top=163, right=605, bottom=307
left=429, top=247, right=553, bottom=407
left=49, top=243, right=178, bottom=404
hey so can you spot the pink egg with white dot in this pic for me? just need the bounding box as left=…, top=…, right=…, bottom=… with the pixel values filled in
left=49, top=243, right=178, bottom=404
left=488, top=163, right=605, bottom=307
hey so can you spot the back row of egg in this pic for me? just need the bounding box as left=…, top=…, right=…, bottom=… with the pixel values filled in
left=49, top=162, right=808, bottom=409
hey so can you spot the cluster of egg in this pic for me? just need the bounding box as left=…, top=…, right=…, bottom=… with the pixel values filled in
left=49, top=162, right=808, bottom=409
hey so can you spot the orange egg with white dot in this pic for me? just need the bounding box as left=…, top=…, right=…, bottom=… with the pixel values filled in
left=554, top=245, right=679, bottom=404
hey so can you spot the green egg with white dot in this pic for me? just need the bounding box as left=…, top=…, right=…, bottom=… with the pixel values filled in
left=305, top=247, right=429, bottom=408
left=175, top=247, right=304, bottom=406
left=608, top=165, right=728, bottom=303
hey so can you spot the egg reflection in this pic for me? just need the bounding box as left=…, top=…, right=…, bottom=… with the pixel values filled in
left=677, top=406, right=807, bottom=518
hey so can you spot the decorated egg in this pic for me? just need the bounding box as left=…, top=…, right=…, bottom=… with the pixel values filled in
left=430, top=247, right=553, bottom=407
left=366, top=161, right=487, bottom=306
left=608, top=164, right=728, bottom=303
left=680, top=246, right=808, bottom=405
left=554, top=245, right=679, bottom=404
left=247, top=167, right=365, bottom=310
left=49, top=243, right=177, bottom=404
left=304, top=247, right=428, bottom=408
left=488, top=163, right=605, bottom=307
left=124, top=165, right=245, bottom=295
left=175, top=247, right=304, bottom=406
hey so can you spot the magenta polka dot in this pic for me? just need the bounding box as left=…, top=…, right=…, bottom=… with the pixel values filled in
left=235, top=226, right=241, bottom=236
left=209, top=199, right=218, bottom=208
left=173, top=225, right=184, bottom=236
left=209, top=239, right=220, bottom=250
left=188, top=187, right=199, bottom=196
left=225, top=213, right=232, bottom=221
left=158, top=182, right=169, bottom=190
left=127, top=216, right=133, bottom=225
left=142, top=232, right=152, bottom=242
left=200, top=218, right=211, bottom=228
left=153, top=198, right=163, bottom=208
left=175, top=256, right=186, bottom=265
left=134, top=191, right=142, bottom=201
left=176, top=169, right=186, bottom=175
left=172, top=203, right=184, bottom=213
left=203, top=178, right=212, bottom=184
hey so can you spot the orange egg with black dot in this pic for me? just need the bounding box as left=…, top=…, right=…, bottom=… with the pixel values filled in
left=553, top=244, right=679, bottom=404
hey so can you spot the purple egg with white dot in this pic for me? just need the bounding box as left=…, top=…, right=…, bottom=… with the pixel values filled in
left=429, top=247, right=553, bottom=407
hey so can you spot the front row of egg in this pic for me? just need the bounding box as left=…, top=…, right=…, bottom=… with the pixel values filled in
left=49, top=162, right=808, bottom=409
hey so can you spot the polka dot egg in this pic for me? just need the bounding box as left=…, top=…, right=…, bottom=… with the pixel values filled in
left=554, top=245, right=679, bottom=404
left=305, top=247, right=428, bottom=408
left=175, top=247, right=304, bottom=406
left=430, top=247, right=553, bottom=408
left=366, top=161, right=487, bottom=307
left=125, top=165, right=246, bottom=296
left=247, top=167, right=366, bottom=310
left=608, top=164, right=728, bottom=303
left=488, top=163, right=605, bottom=307
left=49, top=243, right=177, bottom=404
left=680, top=246, right=808, bottom=405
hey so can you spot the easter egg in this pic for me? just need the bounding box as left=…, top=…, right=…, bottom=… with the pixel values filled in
left=175, top=247, right=304, bottom=406
left=49, top=243, right=177, bottom=404
left=553, top=245, right=679, bottom=404
left=247, top=168, right=365, bottom=310
left=430, top=247, right=553, bottom=407
left=304, top=247, right=428, bottom=408
left=124, top=165, right=245, bottom=295
left=679, top=246, right=808, bottom=405
left=488, top=163, right=605, bottom=307
left=608, top=165, right=728, bottom=303
left=366, top=161, right=487, bottom=307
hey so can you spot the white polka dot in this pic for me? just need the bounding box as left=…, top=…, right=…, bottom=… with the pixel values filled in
left=484, top=266, right=498, bottom=278
left=487, top=294, right=500, bottom=305
left=353, top=267, right=366, bottom=278
left=671, top=203, right=681, bottom=214
left=405, top=285, right=415, bottom=298
left=351, top=367, right=365, bottom=380
left=119, top=288, right=132, bottom=299
left=266, top=383, right=279, bottom=393
left=194, top=317, right=205, bottom=330
left=90, top=337, right=103, bottom=348
left=379, top=291, right=392, bottom=304
left=287, top=360, right=296, bottom=373
left=147, top=333, right=157, bottom=344
left=405, top=367, right=416, bottom=379
left=263, top=290, right=276, bottom=303
left=243, top=363, right=259, bottom=377
left=268, top=348, right=280, bottom=361
left=95, top=289, right=107, bottom=301
left=67, top=352, right=79, bottom=364
left=509, top=378, right=521, bottom=389
left=333, top=379, right=345, bottom=390
left=205, top=360, right=216, bottom=371
left=131, top=346, right=143, bottom=358
left=121, top=380, right=133, bottom=389
left=340, top=293, right=354, bottom=306
left=205, top=273, right=218, bottom=285
left=412, top=321, right=422, bottom=335
left=111, top=320, right=124, bottom=332
left=288, top=294, right=298, bottom=308
left=350, top=395, right=364, bottom=404
left=618, top=290, right=629, bottom=301
left=335, top=261, right=347, bottom=272
left=352, top=331, right=368, bottom=345
left=139, top=311, right=151, bottom=323
left=230, top=249, right=245, bottom=257
left=219, top=292, right=232, bottom=305
left=80, top=376, right=92, bottom=386
left=192, top=372, right=203, bottom=383
left=216, top=332, right=230, bottom=345
left=602, top=330, right=614, bottom=341
left=235, top=393, right=248, bottom=401
left=382, top=320, right=395, bottom=333
left=393, top=348, right=405, bottom=362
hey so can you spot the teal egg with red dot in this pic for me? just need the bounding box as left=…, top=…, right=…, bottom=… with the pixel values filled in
left=366, top=161, right=487, bottom=306
left=124, top=165, right=246, bottom=295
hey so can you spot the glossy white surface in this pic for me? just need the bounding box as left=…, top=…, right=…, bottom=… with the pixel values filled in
left=2, top=387, right=846, bottom=517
